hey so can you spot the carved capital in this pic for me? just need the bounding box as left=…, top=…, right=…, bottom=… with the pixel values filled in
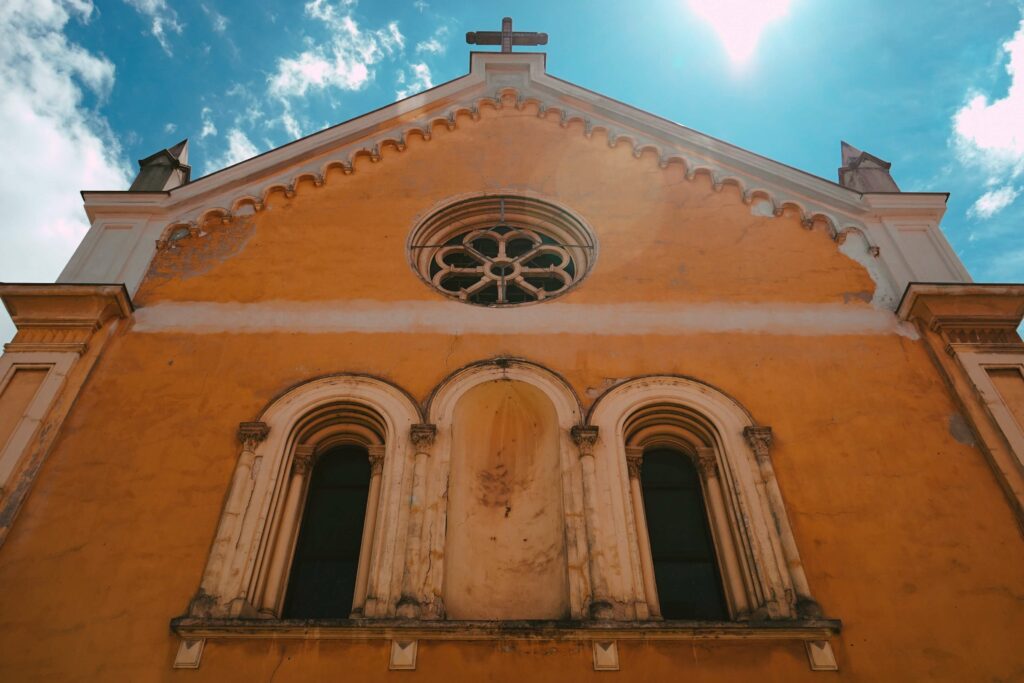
left=291, top=445, right=315, bottom=476
left=625, top=446, right=644, bottom=480
left=237, top=422, right=269, bottom=452
left=368, top=444, right=386, bottom=476
left=743, top=426, right=773, bottom=464
left=410, top=424, right=437, bottom=451
left=571, top=425, right=599, bottom=458
left=695, top=447, right=719, bottom=479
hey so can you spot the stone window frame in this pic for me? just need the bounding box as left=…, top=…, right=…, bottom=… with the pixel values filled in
left=407, top=192, right=598, bottom=307
left=187, top=375, right=423, bottom=620
left=586, top=376, right=822, bottom=621
left=175, top=363, right=839, bottom=672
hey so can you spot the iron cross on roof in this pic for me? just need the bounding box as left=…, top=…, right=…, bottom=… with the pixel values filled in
left=466, top=17, right=548, bottom=53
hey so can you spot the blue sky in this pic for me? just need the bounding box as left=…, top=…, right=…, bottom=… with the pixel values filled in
left=1, top=0, right=1023, bottom=341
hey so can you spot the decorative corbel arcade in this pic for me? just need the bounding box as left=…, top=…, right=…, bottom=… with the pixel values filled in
left=0, top=283, right=133, bottom=546
left=898, top=283, right=1024, bottom=528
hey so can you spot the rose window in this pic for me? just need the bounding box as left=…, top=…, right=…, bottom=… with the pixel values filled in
left=409, top=195, right=597, bottom=307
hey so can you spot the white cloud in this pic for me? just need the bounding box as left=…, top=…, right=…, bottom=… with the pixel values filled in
left=204, top=129, right=260, bottom=174
left=200, top=3, right=228, bottom=34
left=164, top=121, right=177, bottom=134
left=395, top=62, right=432, bottom=100
left=416, top=26, right=448, bottom=55
left=0, top=0, right=131, bottom=342
left=199, top=105, right=217, bottom=138
left=278, top=108, right=303, bottom=139
left=122, top=0, right=183, bottom=55
left=268, top=2, right=404, bottom=99
left=413, top=0, right=428, bottom=12
left=967, top=184, right=1020, bottom=219
left=953, top=17, right=1024, bottom=180
left=416, top=38, right=443, bottom=55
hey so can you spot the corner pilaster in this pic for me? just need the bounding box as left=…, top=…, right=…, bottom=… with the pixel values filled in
left=0, top=284, right=133, bottom=547
left=898, top=283, right=1024, bottom=528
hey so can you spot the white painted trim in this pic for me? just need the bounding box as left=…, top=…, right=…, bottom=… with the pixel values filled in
left=130, top=300, right=919, bottom=338
left=0, top=352, right=76, bottom=491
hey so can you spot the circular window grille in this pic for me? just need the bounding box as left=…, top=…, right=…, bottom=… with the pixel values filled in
left=409, top=194, right=597, bottom=306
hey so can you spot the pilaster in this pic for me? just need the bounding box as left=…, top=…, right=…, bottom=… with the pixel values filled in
left=0, top=284, right=132, bottom=547
left=898, top=283, right=1024, bottom=528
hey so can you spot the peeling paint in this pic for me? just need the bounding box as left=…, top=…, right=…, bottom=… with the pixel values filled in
left=948, top=414, right=977, bottom=447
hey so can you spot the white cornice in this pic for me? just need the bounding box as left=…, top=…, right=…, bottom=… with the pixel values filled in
left=861, top=192, right=949, bottom=219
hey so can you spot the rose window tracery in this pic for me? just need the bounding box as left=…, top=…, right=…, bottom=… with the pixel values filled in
left=409, top=195, right=596, bottom=307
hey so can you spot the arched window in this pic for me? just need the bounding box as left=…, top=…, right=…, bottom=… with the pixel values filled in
left=186, top=376, right=423, bottom=621
left=588, top=376, right=822, bottom=622
left=640, top=448, right=727, bottom=620
left=283, top=445, right=371, bottom=619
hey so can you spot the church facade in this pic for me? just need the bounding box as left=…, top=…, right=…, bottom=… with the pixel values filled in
left=0, top=49, right=1023, bottom=681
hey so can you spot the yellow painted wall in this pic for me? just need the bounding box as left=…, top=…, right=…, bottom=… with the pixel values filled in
left=0, top=105, right=1021, bottom=681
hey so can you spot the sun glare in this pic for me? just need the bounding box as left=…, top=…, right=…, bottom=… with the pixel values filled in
left=688, top=0, right=792, bottom=64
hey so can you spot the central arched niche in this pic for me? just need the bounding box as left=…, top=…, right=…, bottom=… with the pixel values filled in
left=443, top=378, right=570, bottom=620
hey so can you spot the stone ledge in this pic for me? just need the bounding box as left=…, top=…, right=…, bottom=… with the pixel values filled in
left=170, top=616, right=841, bottom=642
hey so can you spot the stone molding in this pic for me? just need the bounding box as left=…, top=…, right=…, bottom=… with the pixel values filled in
left=694, top=446, right=720, bottom=478
left=237, top=422, right=269, bottom=451
left=171, top=615, right=841, bottom=642
left=0, top=284, right=132, bottom=355
left=368, top=444, right=386, bottom=476
left=743, top=426, right=773, bottom=466
left=409, top=424, right=437, bottom=451
left=624, top=447, right=643, bottom=480
left=571, top=425, right=599, bottom=458
left=898, top=283, right=1024, bottom=354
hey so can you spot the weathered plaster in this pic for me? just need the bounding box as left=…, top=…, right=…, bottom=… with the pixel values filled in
left=131, top=300, right=918, bottom=338
left=444, top=379, right=569, bottom=619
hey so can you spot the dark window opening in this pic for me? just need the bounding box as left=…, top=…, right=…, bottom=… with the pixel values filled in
left=641, top=448, right=728, bottom=620
left=282, top=445, right=370, bottom=619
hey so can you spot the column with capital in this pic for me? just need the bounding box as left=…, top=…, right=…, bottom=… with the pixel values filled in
left=695, top=446, right=750, bottom=617
left=743, top=426, right=820, bottom=617
left=194, top=422, right=269, bottom=616
left=225, top=423, right=270, bottom=543
left=624, top=446, right=658, bottom=619
left=571, top=425, right=613, bottom=619
left=397, top=424, right=437, bottom=619
left=258, top=444, right=314, bottom=616
left=353, top=444, right=386, bottom=616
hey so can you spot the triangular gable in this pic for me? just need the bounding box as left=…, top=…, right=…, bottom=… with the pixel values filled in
left=76, top=52, right=963, bottom=309
left=90, top=53, right=882, bottom=232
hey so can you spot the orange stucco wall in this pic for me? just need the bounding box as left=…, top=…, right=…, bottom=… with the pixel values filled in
left=0, top=104, right=1021, bottom=681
